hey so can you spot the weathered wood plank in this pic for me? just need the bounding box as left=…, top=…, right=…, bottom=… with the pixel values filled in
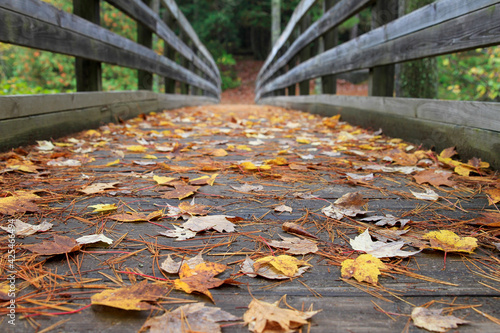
left=0, top=92, right=217, bottom=150
left=257, top=0, right=372, bottom=90
left=105, top=0, right=219, bottom=88
left=257, top=0, right=500, bottom=98
left=0, top=0, right=219, bottom=97
left=259, top=95, right=500, bottom=168
left=257, top=0, right=319, bottom=81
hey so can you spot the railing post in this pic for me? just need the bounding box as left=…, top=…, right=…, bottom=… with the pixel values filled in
left=321, top=0, right=338, bottom=94
left=162, top=8, right=177, bottom=94
left=299, top=13, right=311, bottom=95
left=73, top=0, right=102, bottom=92
left=137, top=0, right=154, bottom=91
left=179, top=30, right=189, bottom=95
left=368, top=0, right=398, bottom=97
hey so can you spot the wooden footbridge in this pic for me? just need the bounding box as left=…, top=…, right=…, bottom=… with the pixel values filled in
left=1, top=1, right=499, bottom=332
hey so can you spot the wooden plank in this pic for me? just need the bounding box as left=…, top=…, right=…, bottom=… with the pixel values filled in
left=257, top=0, right=319, bottom=81
left=105, top=0, right=220, bottom=88
left=161, top=0, right=220, bottom=88
left=0, top=92, right=217, bottom=150
left=73, top=0, right=102, bottom=92
left=257, top=0, right=500, bottom=98
left=259, top=95, right=500, bottom=168
left=0, top=1, right=219, bottom=97
left=257, top=0, right=372, bottom=90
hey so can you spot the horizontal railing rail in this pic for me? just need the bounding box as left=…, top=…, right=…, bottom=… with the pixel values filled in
left=256, top=0, right=500, bottom=168
left=0, top=0, right=220, bottom=97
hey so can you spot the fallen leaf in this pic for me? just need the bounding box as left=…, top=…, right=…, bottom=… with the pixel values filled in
left=282, top=222, right=318, bottom=239
left=47, top=159, right=81, bottom=167
left=231, top=183, right=264, bottom=192
left=439, top=147, right=457, bottom=159
left=91, top=280, right=167, bottom=310
left=323, top=114, right=341, bottom=128
left=413, top=169, right=456, bottom=187
left=240, top=256, right=311, bottom=279
left=178, top=201, right=210, bottom=216
left=37, top=140, right=55, bottom=151
left=80, top=182, right=120, bottom=195
left=411, top=307, right=469, bottom=332
left=183, top=215, right=238, bottom=233
left=0, top=191, right=40, bottom=215
left=162, top=185, right=200, bottom=200
left=76, top=234, right=113, bottom=245
left=470, top=212, right=500, bottom=227
left=89, top=204, right=118, bottom=213
left=5, top=159, right=39, bottom=173
left=24, top=235, right=81, bottom=255
left=341, top=253, right=386, bottom=285
left=160, top=252, right=204, bottom=273
left=274, top=204, right=292, bottom=213
left=350, top=229, right=421, bottom=258
left=253, top=255, right=311, bottom=278
left=159, top=225, right=197, bottom=241
left=243, top=297, right=319, bottom=333
left=0, top=219, right=52, bottom=236
left=108, top=210, right=162, bottom=222
left=210, top=148, right=228, bottom=157
left=126, top=145, right=148, bottom=152
left=410, top=188, right=439, bottom=201
left=269, top=235, right=318, bottom=255
left=174, top=262, right=241, bottom=302
left=360, top=214, right=410, bottom=228
left=189, top=173, right=218, bottom=186
left=484, top=188, right=500, bottom=205
left=423, top=230, right=478, bottom=253
left=143, top=302, right=239, bottom=333
left=153, top=175, right=176, bottom=185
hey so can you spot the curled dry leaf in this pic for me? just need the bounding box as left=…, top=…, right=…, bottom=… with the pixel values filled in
left=80, top=182, right=120, bottom=195
left=274, top=204, right=292, bottom=213
left=162, top=185, right=200, bottom=200
left=160, top=252, right=204, bottom=274
left=89, top=204, right=118, bottom=213
left=24, top=235, right=81, bottom=255
left=174, top=262, right=241, bottom=302
left=360, top=214, right=410, bottom=228
left=350, top=229, right=421, bottom=258
left=76, top=234, right=113, bottom=245
left=0, top=219, right=52, bottom=236
left=484, top=188, right=500, bottom=205
left=143, top=302, right=239, bottom=333
left=189, top=173, right=218, bottom=186
left=269, top=235, right=318, bottom=255
left=240, top=256, right=311, bottom=280
left=159, top=225, right=197, bottom=241
left=322, top=192, right=372, bottom=219
left=411, top=188, right=439, bottom=201
left=109, top=210, right=163, bottom=222
left=253, top=255, right=311, bottom=278
left=0, top=191, right=40, bottom=215
left=183, top=215, right=240, bottom=233
left=423, top=230, right=478, bottom=253
left=178, top=201, right=210, bottom=216
left=243, top=297, right=319, bottom=333
left=91, top=280, right=167, bottom=310
left=411, top=307, right=469, bottom=332
left=413, top=169, right=456, bottom=187
left=282, top=222, right=318, bottom=239
left=341, top=254, right=386, bottom=285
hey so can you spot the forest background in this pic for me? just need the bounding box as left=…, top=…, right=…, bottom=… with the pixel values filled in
left=0, top=0, right=498, bottom=101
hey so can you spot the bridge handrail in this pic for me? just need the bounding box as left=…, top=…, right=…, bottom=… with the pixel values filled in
left=0, top=0, right=220, bottom=97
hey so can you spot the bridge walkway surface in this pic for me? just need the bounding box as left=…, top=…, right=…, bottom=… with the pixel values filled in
left=1, top=104, right=499, bottom=333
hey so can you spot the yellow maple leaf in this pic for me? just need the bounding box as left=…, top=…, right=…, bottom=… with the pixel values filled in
left=341, top=254, right=386, bottom=285
left=126, top=145, right=147, bottom=152
left=265, top=157, right=288, bottom=165
left=253, top=255, right=311, bottom=277
left=323, top=114, right=340, bottom=128
left=143, top=154, right=157, bottom=159
left=423, top=230, right=478, bottom=253
left=236, top=145, right=252, bottom=151
left=296, top=137, right=311, bottom=144
left=240, top=162, right=271, bottom=171
left=210, top=148, right=228, bottom=157
left=85, top=129, right=101, bottom=137
left=91, top=281, right=166, bottom=310
left=485, top=188, right=500, bottom=205
left=106, top=159, right=120, bottom=166
left=153, top=175, right=176, bottom=185
left=89, top=204, right=118, bottom=213
left=189, top=173, right=218, bottom=186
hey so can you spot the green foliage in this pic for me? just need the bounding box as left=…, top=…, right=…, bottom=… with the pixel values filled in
left=217, top=52, right=240, bottom=90
left=438, top=47, right=500, bottom=102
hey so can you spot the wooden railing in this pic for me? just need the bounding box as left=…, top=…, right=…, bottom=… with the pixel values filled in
left=255, top=0, right=500, bottom=168
left=0, top=0, right=220, bottom=150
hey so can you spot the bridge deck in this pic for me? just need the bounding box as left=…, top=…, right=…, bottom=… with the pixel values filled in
left=1, top=105, right=499, bottom=332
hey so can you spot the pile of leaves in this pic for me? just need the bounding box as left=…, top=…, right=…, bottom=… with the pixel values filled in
left=1, top=104, right=499, bottom=332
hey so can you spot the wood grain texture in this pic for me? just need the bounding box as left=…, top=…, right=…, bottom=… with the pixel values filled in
left=257, top=0, right=500, bottom=98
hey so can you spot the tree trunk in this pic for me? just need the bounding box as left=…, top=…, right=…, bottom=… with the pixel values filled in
left=396, top=0, right=437, bottom=98
left=271, top=0, right=280, bottom=46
